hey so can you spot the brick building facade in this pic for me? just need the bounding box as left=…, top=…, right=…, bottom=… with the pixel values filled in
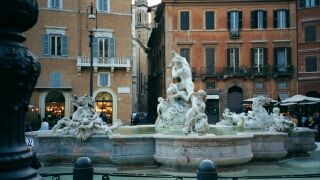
left=148, top=0, right=298, bottom=123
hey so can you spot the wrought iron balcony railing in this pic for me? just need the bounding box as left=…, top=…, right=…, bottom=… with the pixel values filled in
left=230, top=29, right=240, bottom=38
left=194, top=64, right=294, bottom=80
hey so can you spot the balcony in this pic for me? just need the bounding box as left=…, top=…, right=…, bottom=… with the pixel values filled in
left=272, top=64, right=294, bottom=78
left=230, top=29, right=240, bottom=38
left=199, top=67, right=223, bottom=80
left=194, top=64, right=294, bottom=80
left=77, top=57, right=131, bottom=76
left=35, top=79, right=72, bottom=90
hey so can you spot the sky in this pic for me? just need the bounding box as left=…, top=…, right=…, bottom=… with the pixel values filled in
left=148, top=0, right=161, bottom=6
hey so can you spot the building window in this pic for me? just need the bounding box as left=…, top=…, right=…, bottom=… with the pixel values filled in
left=99, top=38, right=108, bottom=57
left=251, top=10, right=267, bottom=29
left=50, top=72, right=61, bottom=88
left=254, top=82, right=265, bottom=89
left=43, top=34, right=68, bottom=56
left=300, top=0, right=320, bottom=8
left=98, top=73, right=110, bottom=87
left=50, top=0, right=61, bottom=9
left=206, top=48, right=215, bottom=74
left=305, top=25, right=317, bottom=42
left=228, top=11, right=242, bottom=37
left=252, top=93, right=268, bottom=98
left=180, top=11, right=189, bottom=30
left=137, top=11, right=141, bottom=23
left=205, top=11, right=215, bottom=30
left=206, top=83, right=215, bottom=89
left=305, top=57, right=318, bottom=72
left=277, top=82, right=287, bottom=89
left=273, top=10, right=290, bottom=28
left=251, top=48, right=268, bottom=73
left=97, top=0, right=109, bottom=12
left=227, top=48, right=239, bottom=67
left=254, top=48, right=264, bottom=66
left=93, top=37, right=115, bottom=57
left=181, top=48, right=190, bottom=64
left=274, top=47, right=291, bottom=72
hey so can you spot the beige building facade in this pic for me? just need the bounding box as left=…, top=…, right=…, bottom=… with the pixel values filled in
left=24, top=0, right=133, bottom=125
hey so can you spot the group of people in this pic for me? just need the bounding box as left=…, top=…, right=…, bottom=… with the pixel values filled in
left=303, top=111, right=320, bottom=129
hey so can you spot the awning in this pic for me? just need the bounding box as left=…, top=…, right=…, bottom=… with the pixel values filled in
left=278, top=93, right=288, bottom=101
left=207, top=95, right=219, bottom=100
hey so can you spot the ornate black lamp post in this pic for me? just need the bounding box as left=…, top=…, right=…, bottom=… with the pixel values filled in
left=86, top=2, right=98, bottom=97
left=0, top=0, right=42, bottom=179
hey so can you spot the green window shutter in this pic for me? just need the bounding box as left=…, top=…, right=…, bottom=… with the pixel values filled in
left=306, top=57, right=317, bottom=72
left=50, top=72, right=61, bottom=87
left=92, top=37, right=98, bottom=57
left=273, top=10, right=278, bottom=28
left=263, top=48, right=268, bottom=66
left=251, top=48, right=254, bottom=66
left=235, top=48, right=239, bottom=67
left=181, top=12, right=189, bottom=30
left=286, top=47, right=292, bottom=65
left=251, top=11, right=256, bottom=28
left=108, top=37, right=115, bottom=57
left=274, top=48, right=278, bottom=65
left=285, top=10, right=290, bottom=28
left=238, top=11, right=242, bottom=29
left=206, top=11, right=214, bottom=30
left=227, top=12, right=231, bottom=30
left=263, top=11, right=267, bottom=28
left=227, top=49, right=230, bottom=66
left=62, top=35, right=68, bottom=57
left=43, top=34, right=49, bottom=56
left=99, top=73, right=108, bottom=86
left=306, top=26, right=317, bottom=42
left=300, top=0, right=305, bottom=7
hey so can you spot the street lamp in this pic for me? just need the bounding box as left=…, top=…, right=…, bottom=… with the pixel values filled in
left=86, top=2, right=98, bottom=97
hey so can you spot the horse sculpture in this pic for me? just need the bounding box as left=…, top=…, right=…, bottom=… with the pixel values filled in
left=243, top=96, right=273, bottom=129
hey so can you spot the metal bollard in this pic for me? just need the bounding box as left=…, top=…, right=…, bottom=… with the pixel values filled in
left=73, top=157, right=93, bottom=180
left=197, top=159, right=218, bottom=180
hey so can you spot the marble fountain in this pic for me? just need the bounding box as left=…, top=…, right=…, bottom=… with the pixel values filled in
left=26, top=51, right=318, bottom=174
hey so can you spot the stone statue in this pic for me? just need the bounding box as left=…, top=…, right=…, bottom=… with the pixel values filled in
left=155, top=97, right=169, bottom=128
left=52, top=94, right=122, bottom=141
left=269, top=107, right=296, bottom=132
left=243, top=96, right=272, bottom=129
left=183, top=90, right=207, bottom=134
left=216, top=108, right=248, bottom=127
left=156, top=50, right=209, bottom=135
left=167, top=50, right=194, bottom=111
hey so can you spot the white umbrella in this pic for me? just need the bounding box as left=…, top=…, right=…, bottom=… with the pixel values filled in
left=241, top=98, right=279, bottom=105
left=280, top=102, right=296, bottom=106
left=281, top=94, right=320, bottom=104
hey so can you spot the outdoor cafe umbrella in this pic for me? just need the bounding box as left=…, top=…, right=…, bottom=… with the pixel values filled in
left=280, top=94, right=320, bottom=118
left=281, top=94, right=320, bottom=104
left=241, top=98, right=279, bottom=105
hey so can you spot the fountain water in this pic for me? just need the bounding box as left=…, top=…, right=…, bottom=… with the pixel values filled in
left=27, top=51, right=318, bottom=174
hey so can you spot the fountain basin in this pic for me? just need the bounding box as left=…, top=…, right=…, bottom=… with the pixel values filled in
left=284, top=127, right=318, bottom=155
left=26, top=125, right=318, bottom=172
left=153, top=134, right=253, bottom=171
left=239, top=132, right=288, bottom=159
